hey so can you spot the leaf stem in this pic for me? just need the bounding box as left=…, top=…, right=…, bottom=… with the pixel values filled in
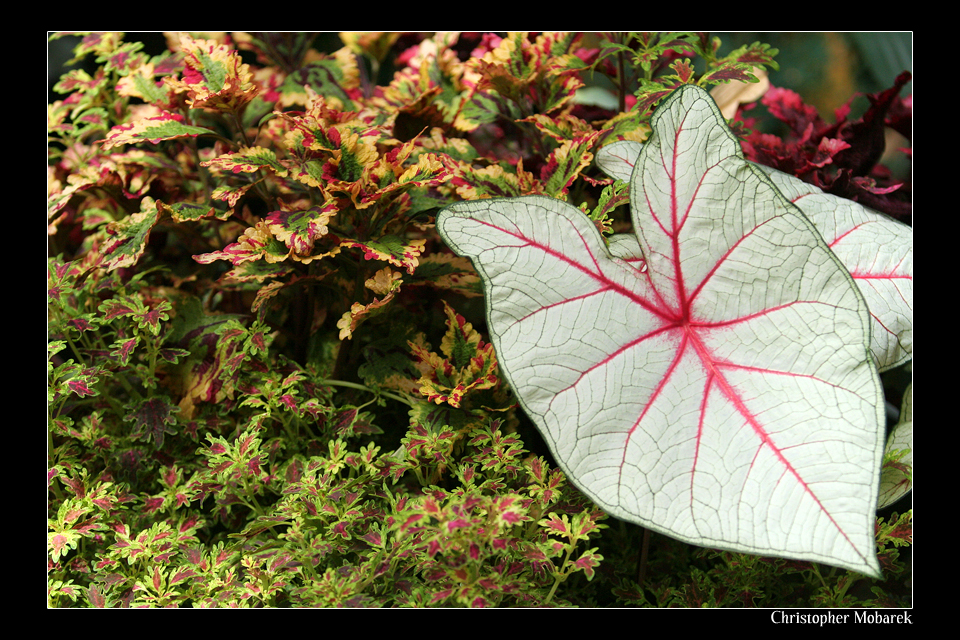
left=544, top=544, right=575, bottom=604
left=319, top=378, right=414, bottom=407
left=637, top=526, right=651, bottom=586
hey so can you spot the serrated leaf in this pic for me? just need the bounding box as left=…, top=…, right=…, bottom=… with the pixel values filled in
left=408, top=301, right=500, bottom=408
left=126, top=396, right=180, bottom=448
left=437, top=85, right=885, bottom=577
left=193, top=220, right=291, bottom=267
left=539, top=135, right=599, bottom=197
left=265, top=203, right=337, bottom=258
left=157, top=200, right=230, bottom=223
left=116, top=61, right=174, bottom=105
left=339, top=236, right=426, bottom=275
left=99, top=197, right=161, bottom=271
left=202, top=146, right=289, bottom=177
left=102, top=112, right=214, bottom=149
left=164, top=34, right=259, bottom=112
left=471, top=32, right=586, bottom=115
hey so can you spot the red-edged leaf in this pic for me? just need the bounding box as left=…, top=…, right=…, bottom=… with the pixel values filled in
left=101, top=112, right=214, bottom=149
left=265, top=203, right=337, bottom=257
left=339, top=235, right=426, bottom=275
left=163, top=34, right=260, bottom=112
left=202, top=146, right=290, bottom=177
left=99, top=198, right=162, bottom=271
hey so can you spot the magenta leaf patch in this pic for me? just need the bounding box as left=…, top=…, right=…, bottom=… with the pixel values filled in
left=437, top=85, right=885, bottom=576
left=126, top=396, right=179, bottom=448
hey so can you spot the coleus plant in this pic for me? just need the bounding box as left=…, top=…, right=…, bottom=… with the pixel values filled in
left=437, top=84, right=913, bottom=578
left=740, top=70, right=912, bottom=219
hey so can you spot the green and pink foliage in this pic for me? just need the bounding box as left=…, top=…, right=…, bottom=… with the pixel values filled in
left=49, top=32, right=910, bottom=607
left=126, top=396, right=180, bottom=447
left=591, top=32, right=779, bottom=116
left=102, top=112, right=214, bottom=149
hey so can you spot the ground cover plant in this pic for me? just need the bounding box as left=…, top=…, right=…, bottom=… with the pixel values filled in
left=48, top=32, right=912, bottom=608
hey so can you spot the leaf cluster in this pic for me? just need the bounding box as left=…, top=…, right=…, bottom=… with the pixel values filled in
left=48, top=32, right=910, bottom=607
left=590, top=32, right=778, bottom=115
left=740, top=71, right=912, bottom=219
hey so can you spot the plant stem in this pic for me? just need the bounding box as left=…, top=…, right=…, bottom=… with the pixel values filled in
left=637, top=526, right=651, bottom=586
left=319, top=378, right=413, bottom=407
left=618, top=47, right=627, bottom=113
left=544, top=544, right=575, bottom=604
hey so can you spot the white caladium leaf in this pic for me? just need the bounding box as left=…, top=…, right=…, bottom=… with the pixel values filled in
left=597, top=140, right=914, bottom=371
left=437, top=85, right=885, bottom=577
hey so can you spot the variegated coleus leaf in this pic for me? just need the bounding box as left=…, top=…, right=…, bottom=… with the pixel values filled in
left=201, top=146, right=290, bottom=178
left=539, top=137, right=598, bottom=197
left=337, top=268, right=404, bottom=340
left=451, top=160, right=541, bottom=201
left=265, top=203, right=338, bottom=261
left=116, top=60, right=180, bottom=109
left=520, top=113, right=598, bottom=144
left=101, top=111, right=214, bottom=150
left=99, top=197, right=161, bottom=271
left=52, top=32, right=122, bottom=63
left=596, top=140, right=913, bottom=372
left=469, top=32, right=587, bottom=115
left=164, top=34, right=259, bottom=112
left=157, top=200, right=231, bottom=223
left=218, top=260, right=293, bottom=286
left=175, top=319, right=266, bottom=419
left=275, top=47, right=361, bottom=110
left=53, top=66, right=110, bottom=100
left=362, top=152, right=455, bottom=207
left=193, top=204, right=344, bottom=274
left=450, top=110, right=630, bottom=200
left=408, top=301, right=501, bottom=409
left=269, top=86, right=457, bottom=207
left=211, top=183, right=255, bottom=210
left=339, top=236, right=427, bottom=275
left=193, top=220, right=291, bottom=267
left=437, top=85, right=886, bottom=576
left=384, top=73, right=466, bottom=137
left=99, top=292, right=170, bottom=336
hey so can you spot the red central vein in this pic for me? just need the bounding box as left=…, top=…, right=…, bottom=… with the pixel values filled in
left=613, top=124, right=865, bottom=556
left=854, top=272, right=912, bottom=280
left=643, top=119, right=731, bottom=319
left=616, top=318, right=865, bottom=560
left=668, top=123, right=688, bottom=317
left=470, top=217, right=671, bottom=321
left=685, top=330, right=868, bottom=561
left=467, top=145, right=867, bottom=557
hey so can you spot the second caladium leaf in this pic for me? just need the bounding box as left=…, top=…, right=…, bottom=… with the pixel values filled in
left=437, top=85, right=884, bottom=576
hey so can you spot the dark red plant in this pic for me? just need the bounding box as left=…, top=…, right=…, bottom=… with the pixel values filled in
left=741, top=71, right=911, bottom=219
